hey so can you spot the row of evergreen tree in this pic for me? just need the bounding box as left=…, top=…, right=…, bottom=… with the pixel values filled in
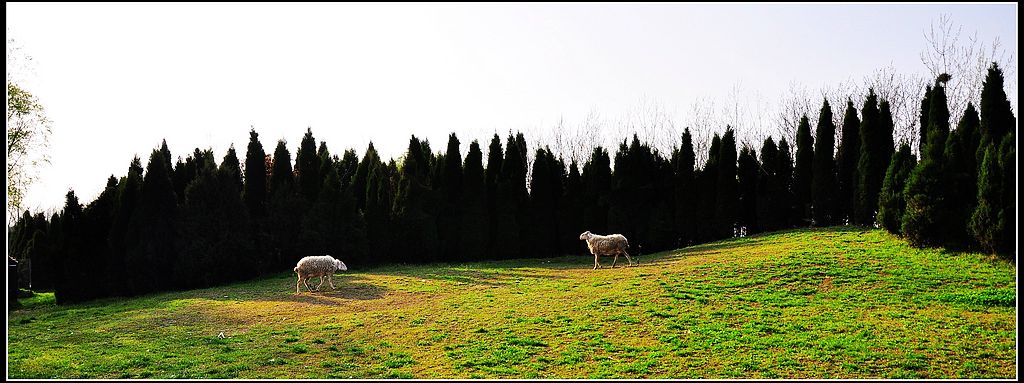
left=8, top=64, right=1015, bottom=305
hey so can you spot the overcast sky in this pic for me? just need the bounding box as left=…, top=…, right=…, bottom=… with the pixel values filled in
left=6, top=3, right=1017, bottom=213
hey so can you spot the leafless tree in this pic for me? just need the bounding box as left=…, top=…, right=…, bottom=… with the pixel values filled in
left=860, top=65, right=928, bottom=152
left=774, top=81, right=815, bottom=148
left=920, top=13, right=1016, bottom=129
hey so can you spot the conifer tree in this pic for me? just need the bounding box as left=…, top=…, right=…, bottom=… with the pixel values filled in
left=438, top=133, right=464, bottom=262
left=902, top=78, right=952, bottom=246
left=295, top=128, right=322, bottom=202
left=125, top=148, right=181, bottom=294
left=459, top=140, right=488, bottom=261
left=337, top=149, right=359, bottom=190
left=243, top=129, right=268, bottom=219
left=53, top=191, right=83, bottom=304
left=107, top=156, right=143, bottom=296
left=393, top=135, right=440, bottom=263
left=793, top=115, right=814, bottom=226
left=714, top=127, right=739, bottom=237
left=736, top=144, right=759, bottom=234
left=353, top=142, right=381, bottom=211
left=942, top=103, right=982, bottom=247
left=673, top=129, right=697, bottom=246
left=855, top=89, right=884, bottom=225
left=495, top=133, right=528, bottom=259
left=266, top=139, right=305, bottom=270
left=877, top=143, right=916, bottom=234
left=836, top=99, right=861, bottom=224
left=364, top=160, right=394, bottom=265
left=582, top=146, right=611, bottom=237
left=559, top=159, right=585, bottom=254
left=812, top=99, right=837, bottom=226
left=695, top=134, right=721, bottom=242
left=484, top=134, right=504, bottom=254
left=777, top=138, right=795, bottom=229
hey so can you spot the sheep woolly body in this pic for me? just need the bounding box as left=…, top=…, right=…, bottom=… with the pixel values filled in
left=579, top=231, right=636, bottom=269
left=294, top=255, right=348, bottom=293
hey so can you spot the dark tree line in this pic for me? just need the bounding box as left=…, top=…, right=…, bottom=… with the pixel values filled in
left=8, top=64, right=1015, bottom=305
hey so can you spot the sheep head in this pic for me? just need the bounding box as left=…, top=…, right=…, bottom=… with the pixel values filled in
left=579, top=231, right=592, bottom=241
left=335, top=259, right=348, bottom=272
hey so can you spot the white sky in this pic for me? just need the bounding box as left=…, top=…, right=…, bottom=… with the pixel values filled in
left=6, top=3, right=1018, bottom=213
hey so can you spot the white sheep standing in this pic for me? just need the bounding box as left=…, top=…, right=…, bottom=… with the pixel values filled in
left=579, top=231, right=636, bottom=269
left=294, top=255, right=348, bottom=293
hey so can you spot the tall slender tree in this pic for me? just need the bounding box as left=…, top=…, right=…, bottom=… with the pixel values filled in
left=835, top=99, right=861, bottom=225
left=459, top=140, right=488, bottom=261
left=877, top=143, right=916, bottom=234
left=812, top=99, right=837, bottom=226
left=793, top=115, right=814, bottom=227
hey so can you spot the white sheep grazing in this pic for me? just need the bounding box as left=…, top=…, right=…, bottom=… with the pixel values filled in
left=579, top=231, right=636, bottom=269
left=294, top=255, right=348, bottom=293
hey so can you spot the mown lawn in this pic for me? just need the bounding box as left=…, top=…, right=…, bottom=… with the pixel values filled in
left=7, top=227, right=1017, bottom=378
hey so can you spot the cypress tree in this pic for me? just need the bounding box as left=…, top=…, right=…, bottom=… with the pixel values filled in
left=353, top=142, right=380, bottom=211
left=243, top=129, right=268, bottom=219
left=877, top=143, right=917, bottom=234
left=484, top=134, right=504, bottom=255
left=756, top=137, right=780, bottom=232
left=942, top=103, right=982, bottom=247
left=266, top=139, right=305, bottom=271
left=394, top=135, right=441, bottom=263
left=673, top=128, right=697, bottom=246
left=529, top=147, right=562, bottom=257
left=221, top=145, right=243, bottom=192
left=559, top=159, right=585, bottom=254
left=364, top=160, right=394, bottom=266
left=125, top=148, right=180, bottom=294
left=295, top=128, right=322, bottom=202
left=836, top=99, right=861, bottom=225
left=812, top=99, right=837, bottom=226
left=777, top=138, right=794, bottom=229
left=53, top=191, right=83, bottom=304
left=459, top=140, right=488, bottom=261
left=856, top=89, right=887, bottom=225
left=337, top=149, right=359, bottom=190
left=715, top=127, right=739, bottom=238
left=80, top=177, right=119, bottom=300
left=438, top=133, right=464, bottom=262
left=695, top=134, right=721, bottom=242
left=495, top=133, right=528, bottom=259
left=793, top=115, right=814, bottom=226
left=609, top=138, right=635, bottom=248
left=300, top=165, right=368, bottom=267
left=970, top=62, right=1015, bottom=257
left=582, top=146, right=612, bottom=237
left=978, top=63, right=1016, bottom=147
left=902, top=78, right=952, bottom=247
left=736, top=144, right=759, bottom=235
left=996, top=134, right=1014, bottom=256
left=107, top=156, right=143, bottom=296
left=179, top=151, right=254, bottom=288
left=969, top=142, right=1005, bottom=254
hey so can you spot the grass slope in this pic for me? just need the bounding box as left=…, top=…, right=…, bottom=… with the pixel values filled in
left=7, top=227, right=1017, bottom=379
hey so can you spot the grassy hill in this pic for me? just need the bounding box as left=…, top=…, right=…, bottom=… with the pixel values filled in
left=7, top=227, right=1017, bottom=379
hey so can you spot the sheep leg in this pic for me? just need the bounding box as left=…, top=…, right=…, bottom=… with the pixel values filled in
left=622, top=250, right=635, bottom=267
left=593, top=253, right=600, bottom=270
left=303, top=277, right=314, bottom=293
left=612, top=253, right=619, bottom=268
left=296, top=275, right=302, bottom=294
left=315, top=276, right=326, bottom=291
left=328, top=274, right=336, bottom=289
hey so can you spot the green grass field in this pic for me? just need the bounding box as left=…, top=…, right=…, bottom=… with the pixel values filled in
left=7, top=227, right=1017, bottom=379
